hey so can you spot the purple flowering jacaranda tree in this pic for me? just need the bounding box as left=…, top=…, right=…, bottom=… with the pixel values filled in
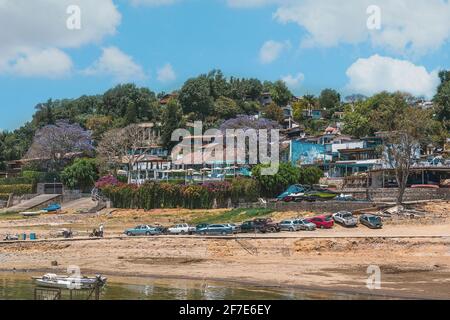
left=25, top=120, right=94, bottom=171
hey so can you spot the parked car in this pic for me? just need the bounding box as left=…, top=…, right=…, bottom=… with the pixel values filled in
left=359, top=214, right=383, bottom=229
left=195, top=224, right=209, bottom=232
left=279, top=220, right=302, bottom=231
left=167, top=223, right=196, bottom=235
left=196, top=224, right=233, bottom=235
left=124, top=225, right=164, bottom=236
left=293, top=219, right=317, bottom=231
left=224, top=223, right=240, bottom=234
left=240, top=218, right=281, bottom=233
left=306, top=215, right=334, bottom=229
left=254, top=218, right=281, bottom=233
left=333, top=211, right=358, bottom=227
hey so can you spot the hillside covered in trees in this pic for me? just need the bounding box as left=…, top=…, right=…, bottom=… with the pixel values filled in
left=1, top=69, right=449, bottom=171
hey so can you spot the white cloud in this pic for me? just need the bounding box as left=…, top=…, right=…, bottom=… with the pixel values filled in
left=259, top=40, right=290, bottom=64
left=231, top=0, right=450, bottom=56
left=129, top=0, right=180, bottom=6
left=227, top=0, right=280, bottom=8
left=157, top=63, right=176, bottom=83
left=345, top=54, right=439, bottom=98
left=282, top=72, right=305, bottom=89
left=83, top=47, right=147, bottom=82
left=0, top=0, right=121, bottom=77
left=4, top=48, right=73, bottom=78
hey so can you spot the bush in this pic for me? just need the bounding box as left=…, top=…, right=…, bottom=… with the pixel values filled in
left=299, top=166, right=324, bottom=186
left=0, top=176, right=34, bottom=185
left=252, top=163, right=301, bottom=198
left=96, top=175, right=119, bottom=189
left=0, top=193, right=10, bottom=201
left=0, top=184, right=33, bottom=195
left=22, top=171, right=44, bottom=183
left=98, top=179, right=256, bottom=210
left=252, top=164, right=325, bottom=198
left=61, top=158, right=99, bottom=192
left=230, top=178, right=260, bottom=203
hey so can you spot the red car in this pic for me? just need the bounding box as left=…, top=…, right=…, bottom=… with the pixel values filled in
left=306, top=215, right=334, bottom=229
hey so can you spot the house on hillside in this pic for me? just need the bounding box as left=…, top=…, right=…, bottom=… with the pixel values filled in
left=121, top=122, right=170, bottom=184
left=259, top=92, right=273, bottom=106
left=159, top=93, right=178, bottom=106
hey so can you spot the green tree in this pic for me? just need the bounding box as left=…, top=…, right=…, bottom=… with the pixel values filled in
left=342, top=103, right=371, bottom=138
left=292, top=100, right=308, bottom=122
left=299, top=166, right=324, bottom=186
left=33, top=99, right=55, bottom=127
left=433, top=70, right=450, bottom=131
left=179, top=75, right=214, bottom=119
left=161, top=98, right=184, bottom=149
left=319, top=89, right=341, bottom=111
left=252, top=163, right=301, bottom=197
left=61, top=158, right=99, bottom=192
left=264, top=103, right=285, bottom=123
left=100, top=84, right=157, bottom=121
left=366, top=92, right=409, bottom=133
left=207, top=70, right=230, bottom=100
left=267, top=80, right=293, bottom=107
left=85, top=115, right=113, bottom=142
left=125, top=101, right=137, bottom=124
left=214, top=96, right=241, bottom=120
left=240, top=100, right=261, bottom=115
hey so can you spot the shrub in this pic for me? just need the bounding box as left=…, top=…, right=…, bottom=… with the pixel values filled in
left=0, top=184, right=33, bottom=195
left=98, top=179, right=258, bottom=210
left=252, top=163, right=301, bottom=197
left=181, top=184, right=211, bottom=209
left=61, top=158, right=99, bottom=191
left=0, top=193, right=10, bottom=201
left=230, top=178, right=260, bottom=203
left=299, top=166, right=324, bottom=186
left=95, top=175, right=119, bottom=189
left=22, top=171, right=44, bottom=183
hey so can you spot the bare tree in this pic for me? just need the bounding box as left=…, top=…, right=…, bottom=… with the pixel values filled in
left=97, top=124, right=158, bottom=183
left=383, top=107, right=431, bottom=204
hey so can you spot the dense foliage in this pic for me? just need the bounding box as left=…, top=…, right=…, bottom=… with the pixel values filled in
left=61, top=158, right=99, bottom=192
left=252, top=163, right=324, bottom=197
left=99, top=178, right=259, bottom=209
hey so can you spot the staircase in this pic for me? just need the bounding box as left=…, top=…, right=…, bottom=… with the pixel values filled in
left=235, top=239, right=258, bottom=255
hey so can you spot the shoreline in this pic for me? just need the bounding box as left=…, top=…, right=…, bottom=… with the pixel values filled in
left=0, top=269, right=419, bottom=300
left=1, top=203, right=449, bottom=300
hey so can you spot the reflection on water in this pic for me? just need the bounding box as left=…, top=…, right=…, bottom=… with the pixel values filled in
left=0, top=273, right=377, bottom=300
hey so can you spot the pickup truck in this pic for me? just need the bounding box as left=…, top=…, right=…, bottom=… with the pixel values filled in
left=332, top=211, right=358, bottom=227
left=167, top=223, right=196, bottom=235
left=240, top=218, right=281, bottom=233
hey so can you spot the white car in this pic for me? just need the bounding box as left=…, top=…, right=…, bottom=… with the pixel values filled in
left=293, top=219, right=317, bottom=231
left=332, top=211, right=358, bottom=227
left=167, top=223, right=196, bottom=235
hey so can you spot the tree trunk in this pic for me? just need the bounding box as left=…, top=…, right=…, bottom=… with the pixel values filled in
left=127, top=163, right=132, bottom=184
left=396, top=170, right=409, bottom=204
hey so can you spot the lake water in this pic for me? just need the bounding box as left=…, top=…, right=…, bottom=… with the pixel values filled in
left=0, top=273, right=379, bottom=300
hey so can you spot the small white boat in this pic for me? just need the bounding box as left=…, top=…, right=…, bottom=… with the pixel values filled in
left=33, top=273, right=107, bottom=290
left=20, top=210, right=45, bottom=217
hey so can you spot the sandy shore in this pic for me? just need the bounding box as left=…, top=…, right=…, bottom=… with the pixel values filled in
left=0, top=201, right=449, bottom=299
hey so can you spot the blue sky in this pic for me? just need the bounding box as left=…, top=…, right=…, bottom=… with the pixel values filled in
left=1, top=0, right=450, bottom=131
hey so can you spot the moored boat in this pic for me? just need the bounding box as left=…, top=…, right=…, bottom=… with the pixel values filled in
left=20, top=210, right=45, bottom=217
left=33, top=274, right=107, bottom=290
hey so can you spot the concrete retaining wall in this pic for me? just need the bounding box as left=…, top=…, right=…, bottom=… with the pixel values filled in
left=239, top=201, right=378, bottom=213
left=342, top=188, right=450, bottom=202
